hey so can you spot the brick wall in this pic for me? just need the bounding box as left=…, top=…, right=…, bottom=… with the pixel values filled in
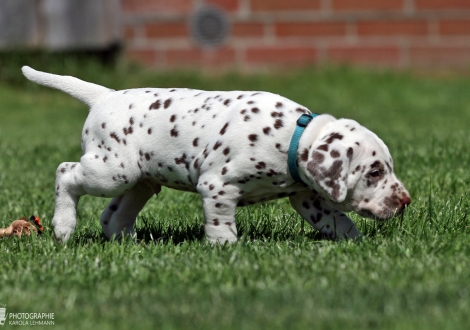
left=123, top=0, right=470, bottom=69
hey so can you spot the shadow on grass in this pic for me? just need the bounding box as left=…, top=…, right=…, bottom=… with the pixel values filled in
left=68, top=217, right=325, bottom=246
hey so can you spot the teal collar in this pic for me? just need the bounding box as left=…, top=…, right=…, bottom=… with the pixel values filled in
left=288, top=113, right=318, bottom=184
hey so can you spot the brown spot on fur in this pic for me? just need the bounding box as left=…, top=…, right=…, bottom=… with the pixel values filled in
left=220, top=122, right=229, bottom=135
left=274, top=119, right=283, bottom=129
left=164, top=98, right=172, bottom=109
left=307, top=159, right=344, bottom=200
left=213, top=141, right=222, bottom=150
left=324, top=160, right=343, bottom=179
left=255, top=162, right=266, bottom=169
left=312, top=151, right=325, bottom=164
left=310, top=214, right=320, bottom=224
left=370, top=160, right=382, bottom=169
left=149, top=100, right=161, bottom=110
left=317, top=144, right=329, bottom=152
left=248, top=134, right=258, bottom=142
left=110, top=132, right=120, bottom=143
left=330, top=150, right=340, bottom=158
left=300, top=148, right=309, bottom=162
left=325, top=132, right=343, bottom=144
left=296, top=107, right=308, bottom=113
left=347, top=147, right=353, bottom=160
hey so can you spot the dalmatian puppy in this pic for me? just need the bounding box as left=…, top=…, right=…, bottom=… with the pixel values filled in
left=22, top=66, right=411, bottom=243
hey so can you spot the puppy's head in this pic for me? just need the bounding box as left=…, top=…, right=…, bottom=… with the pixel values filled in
left=302, top=119, right=410, bottom=220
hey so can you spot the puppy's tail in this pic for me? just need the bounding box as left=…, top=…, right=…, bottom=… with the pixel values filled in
left=22, top=66, right=113, bottom=108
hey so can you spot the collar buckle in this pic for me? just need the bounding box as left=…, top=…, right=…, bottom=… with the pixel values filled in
left=296, top=114, right=315, bottom=127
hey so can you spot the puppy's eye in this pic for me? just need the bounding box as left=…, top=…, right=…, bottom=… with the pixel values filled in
left=369, top=170, right=381, bottom=177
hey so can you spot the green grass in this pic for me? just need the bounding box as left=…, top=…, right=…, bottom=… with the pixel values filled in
left=0, top=61, right=469, bottom=329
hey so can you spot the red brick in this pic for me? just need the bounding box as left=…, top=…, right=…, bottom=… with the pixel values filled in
left=332, top=0, right=403, bottom=11
left=205, top=0, right=239, bottom=11
left=357, top=20, right=429, bottom=36
left=415, top=0, right=470, bottom=10
left=327, top=45, right=400, bottom=65
left=232, top=22, right=265, bottom=37
left=246, top=46, right=317, bottom=65
left=125, top=48, right=158, bottom=65
left=122, top=0, right=193, bottom=13
left=440, top=19, right=470, bottom=35
left=410, top=45, right=470, bottom=66
left=145, top=22, right=188, bottom=39
left=276, top=22, right=347, bottom=38
left=165, top=47, right=236, bottom=66
left=251, top=0, right=321, bottom=12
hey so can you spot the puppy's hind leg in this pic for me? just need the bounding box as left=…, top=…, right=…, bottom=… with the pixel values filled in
left=53, top=162, right=87, bottom=242
left=100, top=182, right=157, bottom=240
left=53, top=155, right=138, bottom=242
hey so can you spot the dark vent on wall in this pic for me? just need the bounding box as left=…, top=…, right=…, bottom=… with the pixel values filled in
left=190, top=7, right=229, bottom=47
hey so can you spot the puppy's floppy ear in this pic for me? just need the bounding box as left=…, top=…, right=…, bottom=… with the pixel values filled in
left=306, top=133, right=353, bottom=203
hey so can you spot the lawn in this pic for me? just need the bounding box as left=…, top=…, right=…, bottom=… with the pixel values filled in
left=0, top=60, right=469, bottom=329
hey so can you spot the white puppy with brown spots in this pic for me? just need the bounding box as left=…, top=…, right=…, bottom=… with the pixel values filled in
left=22, top=66, right=411, bottom=243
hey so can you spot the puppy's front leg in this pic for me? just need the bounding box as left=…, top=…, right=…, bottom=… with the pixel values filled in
left=290, top=192, right=362, bottom=240
left=198, top=180, right=238, bottom=244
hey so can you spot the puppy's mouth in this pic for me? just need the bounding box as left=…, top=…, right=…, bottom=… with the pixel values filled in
left=356, top=205, right=407, bottom=221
